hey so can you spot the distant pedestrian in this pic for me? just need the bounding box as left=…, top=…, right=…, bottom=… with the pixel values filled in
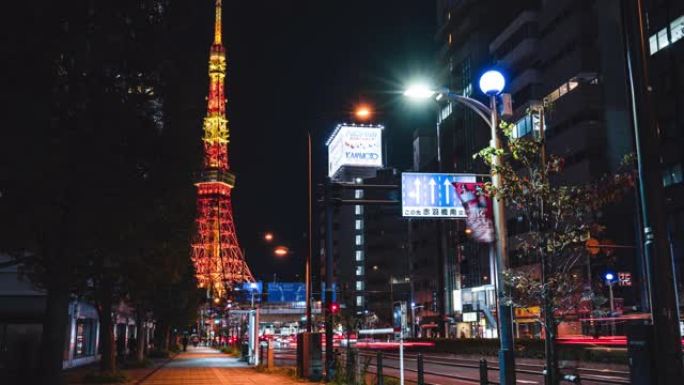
left=182, top=335, right=189, bottom=352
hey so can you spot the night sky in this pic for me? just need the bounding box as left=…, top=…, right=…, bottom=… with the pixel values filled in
left=3, top=0, right=436, bottom=282
left=177, top=0, right=438, bottom=281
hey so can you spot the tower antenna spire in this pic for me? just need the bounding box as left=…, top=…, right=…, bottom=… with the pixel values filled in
left=214, top=0, right=222, bottom=45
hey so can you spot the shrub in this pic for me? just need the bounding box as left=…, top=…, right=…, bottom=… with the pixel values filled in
left=121, top=358, right=153, bottom=368
left=81, top=371, right=127, bottom=384
left=147, top=349, right=170, bottom=358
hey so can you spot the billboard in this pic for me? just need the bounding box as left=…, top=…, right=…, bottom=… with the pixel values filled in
left=266, top=282, right=306, bottom=303
left=401, top=172, right=478, bottom=218
left=327, top=124, right=384, bottom=177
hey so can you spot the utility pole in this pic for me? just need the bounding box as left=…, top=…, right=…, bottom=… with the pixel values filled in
left=323, top=178, right=335, bottom=381
left=621, top=0, right=684, bottom=383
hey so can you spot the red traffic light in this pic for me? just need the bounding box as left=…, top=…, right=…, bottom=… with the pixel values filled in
left=329, top=302, right=340, bottom=314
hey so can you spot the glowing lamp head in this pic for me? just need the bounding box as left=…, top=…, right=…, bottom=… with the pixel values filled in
left=249, top=282, right=258, bottom=290
left=213, top=297, right=220, bottom=304
left=355, top=105, right=372, bottom=120
left=264, top=232, right=274, bottom=242
left=404, top=84, right=436, bottom=100
left=605, top=273, right=615, bottom=281
left=273, top=246, right=289, bottom=257
left=479, top=70, right=506, bottom=95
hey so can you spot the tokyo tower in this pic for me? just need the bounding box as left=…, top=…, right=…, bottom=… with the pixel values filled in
left=191, top=0, right=254, bottom=301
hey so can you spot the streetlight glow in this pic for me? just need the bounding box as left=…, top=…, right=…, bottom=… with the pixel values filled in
left=403, top=84, right=436, bottom=99
left=605, top=273, right=615, bottom=281
left=479, top=70, right=506, bottom=95
left=264, top=232, right=274, bottom=242
left=355, top=105, right=372, bottom=120
left=274, top=246, right=289, bottom=257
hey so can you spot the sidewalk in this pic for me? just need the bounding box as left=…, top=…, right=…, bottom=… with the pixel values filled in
left=140, top=347, right=305, bottom=385
left=65, top=346, right=309, bottom=385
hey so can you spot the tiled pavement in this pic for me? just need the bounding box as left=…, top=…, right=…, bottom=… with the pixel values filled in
left=139, top=346, right=303, bottom=385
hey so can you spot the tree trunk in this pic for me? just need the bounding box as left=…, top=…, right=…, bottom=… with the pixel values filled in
left=135, top=312, right=145, bottom=362
left=543, top=299, right=560, bottom=385
left=97, top=286, right=116, bottom=373
left=38, top=287, right=70, bottom=385
left=155, top=321, right=170, bottom=352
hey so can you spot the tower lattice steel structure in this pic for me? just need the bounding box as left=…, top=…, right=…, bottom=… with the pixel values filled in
left=192, top=0, right=254, bottom=300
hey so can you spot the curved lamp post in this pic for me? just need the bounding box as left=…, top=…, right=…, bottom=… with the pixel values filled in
left=404, top=70, right=516, bottom=385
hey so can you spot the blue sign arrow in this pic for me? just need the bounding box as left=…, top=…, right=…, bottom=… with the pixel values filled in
left=401, top=172, right=478, bottom=218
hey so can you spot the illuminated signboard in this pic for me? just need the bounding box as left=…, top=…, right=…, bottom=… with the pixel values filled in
left=327, top=124, right=384, bottom=178
left=618, top=272, right=632, bottom=287
left=401, top=172, right=478, bottom=218
left=462, top=312, right=478, bottom=322
left=266, top=282, right=306, bottom=302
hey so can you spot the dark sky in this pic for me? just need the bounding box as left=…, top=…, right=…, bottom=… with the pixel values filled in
left=2, top=0, right=436, bottom=283
left=174, top=0, right=437, bottom=282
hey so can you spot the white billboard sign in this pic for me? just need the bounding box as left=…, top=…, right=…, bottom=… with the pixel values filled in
left=327, top=124, right=383, bottom=177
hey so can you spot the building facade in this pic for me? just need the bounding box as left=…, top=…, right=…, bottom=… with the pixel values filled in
left=433, top=0, right=648, bottom=338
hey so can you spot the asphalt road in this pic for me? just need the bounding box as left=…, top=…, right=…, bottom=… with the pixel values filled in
left=272, top=346, right=630, bottom=384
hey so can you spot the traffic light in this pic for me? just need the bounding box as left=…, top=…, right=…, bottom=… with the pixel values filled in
left=329, top=302, right=340, bottom=314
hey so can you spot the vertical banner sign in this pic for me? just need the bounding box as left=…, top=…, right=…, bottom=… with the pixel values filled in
left=452, top=182, right=494, bottom=243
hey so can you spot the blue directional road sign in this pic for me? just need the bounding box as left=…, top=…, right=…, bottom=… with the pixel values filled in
left=401, top=172, right=477, bottom=218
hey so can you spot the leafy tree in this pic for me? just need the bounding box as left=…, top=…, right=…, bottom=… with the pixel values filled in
left=476, top=121, right=635, bottom=385
left=1, top=1, right=175, bottom=382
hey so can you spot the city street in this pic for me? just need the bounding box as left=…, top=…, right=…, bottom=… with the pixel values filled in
left=2, top=1, right=684, bottom=384
left=139, top=346, right=300, bottom=385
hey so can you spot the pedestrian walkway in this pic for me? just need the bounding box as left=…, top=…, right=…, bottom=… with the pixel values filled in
left=140, top=346, right=303, bottom=385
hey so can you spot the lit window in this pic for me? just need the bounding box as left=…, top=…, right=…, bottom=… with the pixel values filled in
left=356, top=281, right=364, bottom=291
left=355, top=220, right=363, bottom=230
left=657, top=28, right=670, bottom=50
left=355, top=250, right=364, bottom=261
left=559, top=83, right=568, bottom=96
left=356, top=266, right=364, bottom=276
left=671, top=16, right=684, bottom=44
left=649, top=34, right=659, bottom=54
left=355, top=235, right=363, bottom=245
left=663, top=163, right=683, bottom=187
left=356, top=296, right=364, bottom=307
left=355, top=205, right=363, bottom=215
left=568, top=80, right=579, bottom=91
left=355, top=189, right=363, bottom=199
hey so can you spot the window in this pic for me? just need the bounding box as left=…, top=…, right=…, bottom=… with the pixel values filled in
left=355, top=250, right=364, bottom=261
left=355, top=205, right=363, bottom=215
left=663, top=163, right=683, bottom=187
left=356, top=266, right=364, bottom=276
left=355, top=189, right=363, bottom=199
left=356, top=296, right=364, bottom=307
left=649, top=35, right=658, bottom=54
left=658, top=28, right=670, bottom=50
left=356, top=281, right=364, bottom=291
left=355, top=235, right=363, bottom=245
left=671, top=16, right=684, bottom=44
left=355, top=220, right=363, bottom=230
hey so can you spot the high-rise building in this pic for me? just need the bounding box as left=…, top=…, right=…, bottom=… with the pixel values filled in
left=191, top=0, right=254, bottom=301
left=643, top=0, right=684, bottom=316
left=433, top=0, right=641, bottom=338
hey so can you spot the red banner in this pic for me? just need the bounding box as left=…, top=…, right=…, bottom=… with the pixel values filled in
left=452, top=182, right=494, bottom=243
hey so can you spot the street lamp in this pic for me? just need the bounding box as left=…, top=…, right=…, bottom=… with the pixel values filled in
left=605, top=272, right=617, bottom=335
left=404, top=69, right=516, bottom=385
left=249, top=282, right=259, bottom=308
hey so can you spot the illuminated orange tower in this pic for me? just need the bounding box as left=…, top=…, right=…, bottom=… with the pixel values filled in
left=192, top=0, right=254, bottom=300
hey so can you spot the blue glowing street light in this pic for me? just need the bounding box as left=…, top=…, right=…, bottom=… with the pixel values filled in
left=404, top=69, right=516, bottom=385
left=479, top=70, right=506, bottom=96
